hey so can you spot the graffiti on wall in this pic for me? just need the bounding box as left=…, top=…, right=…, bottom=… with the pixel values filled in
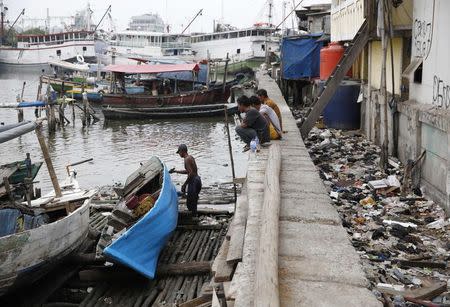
left=413, top=19, right=432, bottom=58
left=432, top=75, right=450, bottom=109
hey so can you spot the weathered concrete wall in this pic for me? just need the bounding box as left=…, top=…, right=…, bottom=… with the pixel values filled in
left=362, top=0, right=450, bottom=212
left=410, top=0, right=450, bottom=108
left=362, top=88, right=450, bottom=212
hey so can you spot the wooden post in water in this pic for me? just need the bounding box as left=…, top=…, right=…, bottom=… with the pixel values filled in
left=224, top=106, right=237, bottom=204
left=17, top=81, right=26, bottom=122
left=24, top=177, right=32, bottom=206
left=35, top=123, right=62, bottom=197
left=36, top=76, right=43, bottom=118
left=3, top=177, right=14, bottom=204
left=222, top=53, right=229, bottom=94
left=206, top=50, right=211, bottom=90
left=72, top=100, right=76, bottom=123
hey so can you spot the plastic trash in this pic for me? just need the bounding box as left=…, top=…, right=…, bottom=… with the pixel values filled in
left=250, top=136, right=259, bottom=153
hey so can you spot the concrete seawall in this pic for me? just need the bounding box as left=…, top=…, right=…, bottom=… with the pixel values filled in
left=234, top=71, right=382, bottom=306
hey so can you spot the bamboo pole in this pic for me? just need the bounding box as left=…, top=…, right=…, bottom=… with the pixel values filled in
left=35, top=123, right=62, bottom=197
left=222, top=53, right=229, bottom=94
left=254, top=143, right=281, bottom=307
left=224, top=106, right=237, bottom=204
left=380, top=0, right=389, bottom=170
left=206, top=50, right=211, bottom=90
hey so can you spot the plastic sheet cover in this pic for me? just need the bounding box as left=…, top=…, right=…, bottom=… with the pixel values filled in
left=281, top=34, right=323, bottom=80
left=104, top=165, right=179, bottom=279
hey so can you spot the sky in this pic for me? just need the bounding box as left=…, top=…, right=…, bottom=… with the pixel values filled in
left=4, top=0, right=300, bottom=34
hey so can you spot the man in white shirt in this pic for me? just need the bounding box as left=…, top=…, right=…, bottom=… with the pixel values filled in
left=249, top=96, right=281, bottom=139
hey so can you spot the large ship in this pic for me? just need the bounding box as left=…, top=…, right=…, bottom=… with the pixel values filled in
left=190, top=24, right=279, bottom=68
left=0, top=2, right=96, bottom=71
left=104, top=13, right=193, bottom=65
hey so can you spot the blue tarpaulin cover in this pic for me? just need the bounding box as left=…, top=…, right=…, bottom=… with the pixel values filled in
left=104, top=164, right=178, bottom=279
left=17, top=101, right=46, bottom=108
left=281, top=34, right=323, bottom=80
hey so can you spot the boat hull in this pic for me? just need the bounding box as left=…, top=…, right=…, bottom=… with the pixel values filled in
left=102, top=85, right=232, bottom=108
left=104, top=161, right=178, bottom=279
left=0, top=200, right=91, bottom=295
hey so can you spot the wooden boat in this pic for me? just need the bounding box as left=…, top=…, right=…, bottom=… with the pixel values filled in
left=0, top=159, right=43, bottom=199
left=97, top=157, right=178, bottom=279
left=41, top=75, right=93, bottom=93
left=0, top=171, right=97, bottom=295
left=101, top=63, right=235, bottom=111
left=0, top=121, right=97, bottom=295
left=102, top=103, right=238, bottom=120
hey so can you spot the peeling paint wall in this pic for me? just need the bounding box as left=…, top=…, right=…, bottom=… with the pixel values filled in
left=410, top=0, right=450, bottom=109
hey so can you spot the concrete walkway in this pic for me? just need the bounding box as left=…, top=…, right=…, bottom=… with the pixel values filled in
left=235, top=72, right=382, bottom=306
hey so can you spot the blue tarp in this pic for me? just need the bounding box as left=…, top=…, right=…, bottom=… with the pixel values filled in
left=157, top=63, right=208, bottom=83
left=104, top=164, right=178, bottom=279
left=281, top=34, right=323, bottom=80
left=18, top=101, right=46, bottom=108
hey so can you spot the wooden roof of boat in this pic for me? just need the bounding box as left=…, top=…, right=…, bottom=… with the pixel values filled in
left=105, top=63, right=200, bottom=75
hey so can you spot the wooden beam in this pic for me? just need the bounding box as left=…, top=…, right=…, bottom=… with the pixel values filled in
left=35, top=123, right=62, bottom=197
left=212, top=238, right=234, bottom=282
left=254, top=144, right=281, bottom=307
left=226, top=184, right=248, bottom=264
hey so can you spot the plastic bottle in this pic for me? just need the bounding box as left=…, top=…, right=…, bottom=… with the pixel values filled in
left=250, top=138, right=257, bottom=153
left=255, top=136, right=260, bottom=151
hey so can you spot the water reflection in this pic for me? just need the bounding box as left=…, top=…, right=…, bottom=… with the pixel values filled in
left=0, top=73, right=247, bottom=193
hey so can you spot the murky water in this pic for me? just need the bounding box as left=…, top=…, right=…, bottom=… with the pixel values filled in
left=0, top=72, right=247, bottom=193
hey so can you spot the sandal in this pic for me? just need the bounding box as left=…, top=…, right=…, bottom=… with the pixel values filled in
left=242, top=145, right=250, bottom=152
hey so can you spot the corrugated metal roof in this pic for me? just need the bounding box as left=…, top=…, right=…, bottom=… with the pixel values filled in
left=105, top=63, right=200, bottom=74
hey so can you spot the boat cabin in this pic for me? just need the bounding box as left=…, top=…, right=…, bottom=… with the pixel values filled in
left=106, top=63, right=202, bottom=95
left=110, top=31, right=191, bottom=56
left=16, top=31, right=93, bottom=48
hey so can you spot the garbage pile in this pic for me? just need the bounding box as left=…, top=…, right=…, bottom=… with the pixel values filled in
left=305, top=128, right=450, bottom=306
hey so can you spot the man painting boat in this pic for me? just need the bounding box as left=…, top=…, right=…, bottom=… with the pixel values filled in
left=169, top=144, right=202, bottom=216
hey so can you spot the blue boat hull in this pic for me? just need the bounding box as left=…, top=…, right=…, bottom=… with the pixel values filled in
left=104, top=164, right=178, bottom=279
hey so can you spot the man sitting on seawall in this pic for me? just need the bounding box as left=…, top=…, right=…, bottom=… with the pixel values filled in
left=256, top=88, right=283, bottom=131
left=249, top=95, right=282, bottom=140
left=235, top=95, right=270, bottom=152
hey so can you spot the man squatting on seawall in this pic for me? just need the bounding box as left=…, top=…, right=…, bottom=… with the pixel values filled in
left=169, top=144, right=202, bottom=216
left=235, top=90, right=283, bottom=151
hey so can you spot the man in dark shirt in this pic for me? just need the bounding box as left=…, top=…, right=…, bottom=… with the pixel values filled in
left=169, top=144, right=202, bottom=216
left=235, top=95, right=270, bottom=151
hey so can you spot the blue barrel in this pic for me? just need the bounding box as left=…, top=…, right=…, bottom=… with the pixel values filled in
left=320, top=80, right=361, bottom=130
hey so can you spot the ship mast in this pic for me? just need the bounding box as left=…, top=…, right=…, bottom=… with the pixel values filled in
left=1, top=0, right=5, bottom=45
left=268, top=0, right=273, bottom=26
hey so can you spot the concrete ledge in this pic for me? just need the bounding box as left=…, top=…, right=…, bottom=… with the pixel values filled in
left=279, top=221, right=368, bottom=287
left=255, top=71, right=378, bottom=306
left=279, top=278, right=382, bottom=307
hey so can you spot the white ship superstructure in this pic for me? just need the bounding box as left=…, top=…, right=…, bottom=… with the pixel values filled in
left=190, top=26, right=279, bottom=63
left=0, top=2, right=95, bottom=69
left=0, top=31, right=95, bottom=67
left=104, top=12, right=193, bottom=65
